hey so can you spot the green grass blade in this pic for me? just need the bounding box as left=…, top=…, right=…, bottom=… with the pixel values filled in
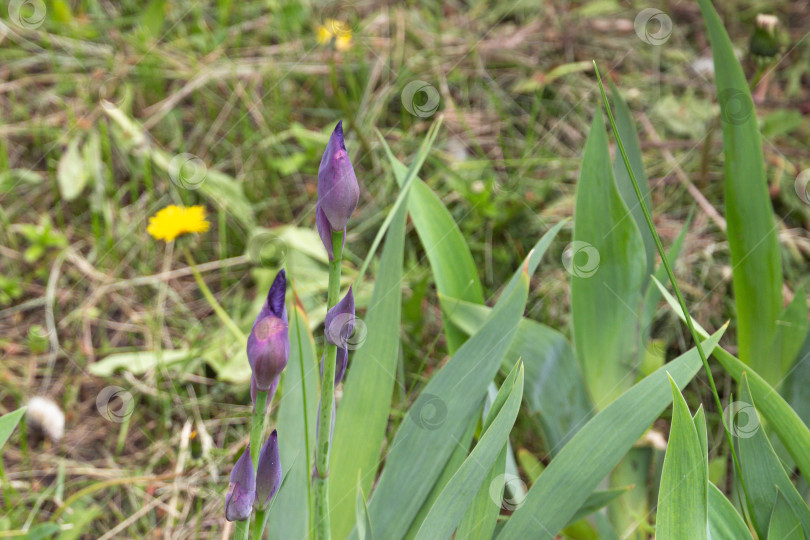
left=0, top=407, right=26, bottom=450
left=609, top=81, right=655, bottom=282
left=654, top=377, right=708, bottom=540
left=455, top=444, right=507, bottom=540
left=737, top=373, right=810, bottom=537
left=378, top=137, right=484, bottom=353
left=355, top=261, right=530, bottom=540
left=571, top=107, right=645, bottom=407
left=697, top=0, right=783, bottom=384
left=266, top=299, right=319, bottom=540
left=329, top=198, right=407, bottom=539
left=653, top=277, right=810, bottom=482
left=355, top=473, right=373, bottom=540
left=708, top=483, right=753, bottom=540
left=773, top=287, right=809, bottom=376
left=415, top=362, right=524, bottom=540
left=496, top=326, right=726, bottom=540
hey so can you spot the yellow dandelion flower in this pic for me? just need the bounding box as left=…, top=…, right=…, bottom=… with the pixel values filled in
left=317, top=19, right=353, bottom=51
left=147, top=205, right=210, bottom=242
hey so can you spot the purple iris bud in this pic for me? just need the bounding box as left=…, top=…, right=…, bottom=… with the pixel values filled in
left=316, top=202, right=345, bottom=261
left=251, top=374, right=279, bottom=413
left=320, top=347, right=349, bottom=385
left=317, top=121, right=359, bottom=233
left=248, top=270, right=289, bottom=391
left=225, top=446, right=256, bottom=522
left=254, top=430, right=282, bottom=510
left=324, top=286, right=355, bottom=348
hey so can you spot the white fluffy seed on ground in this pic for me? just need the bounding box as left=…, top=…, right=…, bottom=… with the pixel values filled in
left=26, top=396, right=65, bottom=442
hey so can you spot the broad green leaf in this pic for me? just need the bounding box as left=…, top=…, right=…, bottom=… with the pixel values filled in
left=572, top=108, right=645, bottom=407
left=266, top=300, right=319, bottom=540
left=356, top=261, right=529, bottom=540
left=708, top=483, right=753, bottom=540
left=655, top=377, right=708, bottom=540
left=568, top=486, right=632, bottom=526
left=0, top=407, right=26, bottom=450
left=737, top=373, right=810, bottom=537
left=654, top=278, right=810, bottom=482
left=609, top=448, right=652, bottom=537
left=446, top=301, right=589, bottom=452
left=356, top=473, right=373, bottom=540
left=774, top=288, right=809, bottom=376
left=455, top=444, right=506, bottom=540
left=329, top=200, right=407, bottom=539
left=57, top=137, right=88, bottom=201
left=415, top=362, right=524, bottom=540
left=698, top=0, right=783, bottom=385
left=610, top=82, right=655, bottom=282
left=497, top=327, right=726, bottom=540
left=768, top=489, right=805, bottom=540
left=380, top=139, right=484, bottom=353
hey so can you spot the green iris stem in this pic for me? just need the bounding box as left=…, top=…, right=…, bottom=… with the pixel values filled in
left=314, top=229, right=345, bottom=540
left=250, top=391, right=268, bottom=468
left=235, top=519, right=249, bottom=540
left=593, top=63, right=748, bottom=498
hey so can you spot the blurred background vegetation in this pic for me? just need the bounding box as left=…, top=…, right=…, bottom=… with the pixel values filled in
left=1, top=0, right=809, bottom=537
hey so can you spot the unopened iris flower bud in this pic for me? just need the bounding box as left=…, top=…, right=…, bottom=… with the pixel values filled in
left=254, top=430, right=282, bottom=510
left=225, top=446, right=256, bottom=522
left=324, top=286, right=355, bottom=347
left=317, top=121, right=359, bottom=255
left=247, top=270, right=289, bottom=391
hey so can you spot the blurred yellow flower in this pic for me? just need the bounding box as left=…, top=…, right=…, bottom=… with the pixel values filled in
left=147, top=205, right=210, bottom=242
left=317, top=19, right=352, bottom=51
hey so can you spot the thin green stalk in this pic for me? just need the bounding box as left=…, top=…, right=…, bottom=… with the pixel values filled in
left=235, top=519, right=249, bottom=540
left=183, top=246, right=246, bottom=343
left=593, top=63, right=748, bottom=498
left=252, top=509, right=270, bottom=540
left=314, top=229, right=345, bottom=540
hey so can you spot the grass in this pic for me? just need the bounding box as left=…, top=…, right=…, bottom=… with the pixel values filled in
left=1, top=0, right=809, bottom=537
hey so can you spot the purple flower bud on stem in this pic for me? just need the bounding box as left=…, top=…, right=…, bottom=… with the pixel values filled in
left=324, top=286, right=355, bottom=348
left=316, top=203, right=345, bottom=261
left=225, top=446, right=256, bottom=521
left=248, top=270, right=289, bottom=390
left=254, top=430, right=282, bottom=510
left=317, top=121, right=359, bottom=233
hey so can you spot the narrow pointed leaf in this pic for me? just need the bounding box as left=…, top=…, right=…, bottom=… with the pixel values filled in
left=497, top=327, right=726, bottom=540
left=768, top=489, right=805, bottom=540
left=0, top=407, right=26, bottom=450
left=708, top=483, right=753, bottom=540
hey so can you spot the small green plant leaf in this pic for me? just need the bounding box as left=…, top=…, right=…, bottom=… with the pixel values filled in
left=57, top=137, right=88, bottom=201
left=0, top=407, right=26, bottom=450
left=708, top=483, right=753, bottom=540
left=654, top=377, right=708, bottom=540
left=768, top=489, right=805, bottom=540
left=356, top=472, right=373, bottom=540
